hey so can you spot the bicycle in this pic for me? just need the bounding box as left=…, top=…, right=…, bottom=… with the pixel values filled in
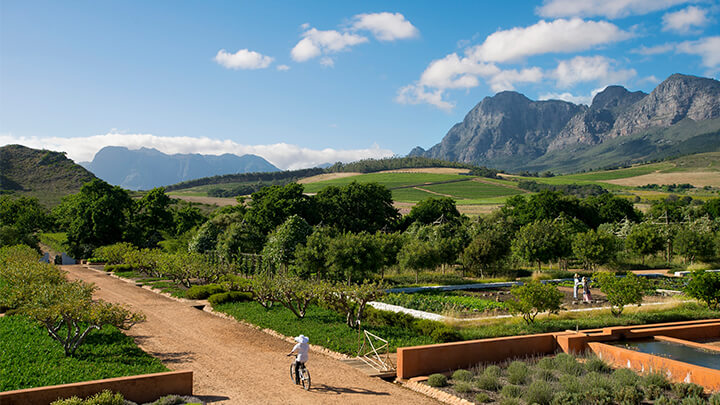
left=288, top=355, right=311, bottom=390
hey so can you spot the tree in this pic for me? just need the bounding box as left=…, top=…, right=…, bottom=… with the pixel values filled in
left=293, top=227, right=334, bottom=279
left=188, top=221, right=221, bottom=254
left=673, top=228, right=714, bottom=265
left=0, top=196, right=49, bottom=250
left=505, top=280, right=563, bottom=324
left=684, top=270, right=720, bottom=309
left=61, top=179, right=134, bottom=258
left=583, top=193, right=641, bottom=227
left=403, top=197, right=460, bottom=227
left=326, top=232, right=383, bottom=284
left=273, top=276, right=318, bottom=319
left=315, top=181, right=399, bottom=233
left=23, top=280, right=145, bottom=356
left=625, top=223, right=664, bottom=264
left=374, top=231, right=403, bottom=279
left=572, top=229, right=619, bottom=271
left=216, top=221, right=265, bottom=261
left=511, top=219, right=571, bottom=271
left=172, top=204, right=206, bottom=235
left=594, top=272, right=648, bottom=316
left=130, top=188, right=175, bottom=248
left=262, top=215, right=312, bottom=273
left=244, top=183, right=317, bottom=235
left=318, top=280, right=385, bottom=328
left=397, top=238, right=442, bottom=283
left=460, top=229, right=510, bottom=277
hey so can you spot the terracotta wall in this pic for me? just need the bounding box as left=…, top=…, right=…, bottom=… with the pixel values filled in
left=397, top=332, right=573, bottom=379
left=589, top=342, right=720, bottom=392
left=0, top=370, right=193, bottom=405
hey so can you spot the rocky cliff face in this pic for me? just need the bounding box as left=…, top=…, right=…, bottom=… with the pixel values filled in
left=415, top=74, right=720, bottom=171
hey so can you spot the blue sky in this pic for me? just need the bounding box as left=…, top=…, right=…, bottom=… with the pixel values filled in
left=1, top=0, right=719, bottom=169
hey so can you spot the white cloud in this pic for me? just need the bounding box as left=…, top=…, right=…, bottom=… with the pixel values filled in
left=551, top=56, right=636, bottom=88
left=0, top=133, right=394, bottom=170
left=537, top=0, right=694, bottom=19
left=631, top=43, right=676, bottom=55
left=663, top=6, right=710, bottom=34
left=539, top=91, right=594, bottom=105
left=418, top=53, right=499, bottom=89
left=469, top=19, right=632, bottom=63
left=488, top=68, right=544, bottom=92
left=276, top=64, right=290, bottom=71
left=676, top=36, right=720, bottom=68
left=291, top=28, right=368, bottom=62
left=320, top=57, right=335, bottom=67
left=214, top=49, right=274, bottom=70
left=351, top=12, right=419, bottom=41
left=395, top=84, right=454, bottom=111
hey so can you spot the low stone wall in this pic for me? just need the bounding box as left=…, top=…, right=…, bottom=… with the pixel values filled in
left=589, top=342, right=720, bottom=392
left=0, top=370, right=193, bottom=405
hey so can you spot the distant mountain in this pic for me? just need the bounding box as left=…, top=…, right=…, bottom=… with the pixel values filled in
left=412, top=74, right=720, bottom=173
left=0, top=144, right=97, bottom=207
left=83, top=146, right=280, bottom=190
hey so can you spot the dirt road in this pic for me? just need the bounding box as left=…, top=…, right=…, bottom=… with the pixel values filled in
left=62, top=265, right=436, bottom=404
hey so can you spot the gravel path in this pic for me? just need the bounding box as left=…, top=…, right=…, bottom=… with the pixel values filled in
left=62, top=265, right=437, bottom=405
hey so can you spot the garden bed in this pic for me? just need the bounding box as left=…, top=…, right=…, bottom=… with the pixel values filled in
left=423, top=352, right=719, bottom=404
left=0, top=315, right=168, bottom=392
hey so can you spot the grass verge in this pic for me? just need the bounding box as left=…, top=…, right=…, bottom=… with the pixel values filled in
left=0, top=315, right=168, bottom=391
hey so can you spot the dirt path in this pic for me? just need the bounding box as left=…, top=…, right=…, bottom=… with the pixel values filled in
left=62, top=265, right=436, bottom=405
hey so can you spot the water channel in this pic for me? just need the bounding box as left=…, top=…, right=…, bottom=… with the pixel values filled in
left=611, top=339, right=720, bottom=370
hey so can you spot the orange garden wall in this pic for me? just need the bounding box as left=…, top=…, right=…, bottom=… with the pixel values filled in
left=0, top=370, right=193, bottom=405
left=396, top=319, right=720, bottom=383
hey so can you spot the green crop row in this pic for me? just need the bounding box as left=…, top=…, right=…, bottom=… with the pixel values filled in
left=380, top=291, right=506, bottom=314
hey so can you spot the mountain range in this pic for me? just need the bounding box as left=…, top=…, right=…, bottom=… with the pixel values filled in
left=81, top=146, right=280, bottom=190
left=411, top=74, right=720, bottom=173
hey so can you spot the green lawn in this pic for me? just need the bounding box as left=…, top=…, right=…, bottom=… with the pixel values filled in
left=0, top=315, right=168, bottom=391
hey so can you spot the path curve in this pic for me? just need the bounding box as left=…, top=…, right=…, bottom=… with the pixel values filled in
left=62, top=265, right=437, bottom=405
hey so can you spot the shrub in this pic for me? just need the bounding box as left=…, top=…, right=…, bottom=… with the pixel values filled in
left=581, top=372, right=615, bottom=392
left=585, top=387, right=614, bottom=405
left=104, top=264, right=133, bottom=273
left=186, top=284, right=226, bottom=300
left=506, top=280, right=563, bottom=324
left=507, top=361, right=530, bottom=385
left=208, top=291, right=252, bottom=306
left=673, top=382, right=704, bottom=398
left=476, top=374, right=501, bottom=391
left=551, top=391, right=584, bottom=405
left=483, top=365, right=502, bottom=378
left=612, top=368, right=639, bottom=387
left=554, top=353, right=584, bottom=376
left=536, top=357, right=554, bottom=370
left=427, top=373, right=447, bottom=387
left=501, top=384, right=524, bottom=398
left=656, top=395, right=680, bottom=405
left=614, top=385, right=642, bottom=405
left=431, top=326, right=462, bottom=343
left=451, top=369, right=473, bottom=382
left=535, top=368, right=556, bottom=382
left=499, top=398, right=521, bottom=405
left=680, top=397, right=707, bottom=405
left=710, top=393, right=720, bottom=405
left=558, top=374, right=582, bottom=393
left=643, top=371, right=671, bottom=400
left=584, top=355, right=611, bottom=373
left=475, top=392, right=491, bottom=403
left=52, top=390, right=125, bottom=405
left=524, top=380, right=553, bottom=405
left=454, top=381, right=473, bottom=393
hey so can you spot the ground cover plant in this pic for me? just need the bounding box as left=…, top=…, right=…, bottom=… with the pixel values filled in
left=0, top=315, right=168, bottom=391
left=379, top=291, right=506, bottom=315
left=425, top=351, right=713, bottom=404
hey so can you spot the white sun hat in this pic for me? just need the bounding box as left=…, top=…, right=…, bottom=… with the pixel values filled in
left=295, top=334, right=309, bottom=344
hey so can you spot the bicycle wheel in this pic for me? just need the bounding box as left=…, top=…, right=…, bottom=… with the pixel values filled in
left=290, top=363, right=297, bottom=384
left=299, top=366, right=311, bottom=390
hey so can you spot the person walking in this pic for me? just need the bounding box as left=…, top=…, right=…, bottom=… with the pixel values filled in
left=582, top=277, right=593, bottom=303
left=573, top=273, right=580, bottom=300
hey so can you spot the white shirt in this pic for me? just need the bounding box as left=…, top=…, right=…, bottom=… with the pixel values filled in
left=293, top=342, right=309, bottom=363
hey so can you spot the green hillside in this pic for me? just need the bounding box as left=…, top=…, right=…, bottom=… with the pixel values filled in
left=0, top=144, right=97, bottom=207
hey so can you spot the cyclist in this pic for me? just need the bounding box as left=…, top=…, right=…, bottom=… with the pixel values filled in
left=287, top=334, right=309, bottom=385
